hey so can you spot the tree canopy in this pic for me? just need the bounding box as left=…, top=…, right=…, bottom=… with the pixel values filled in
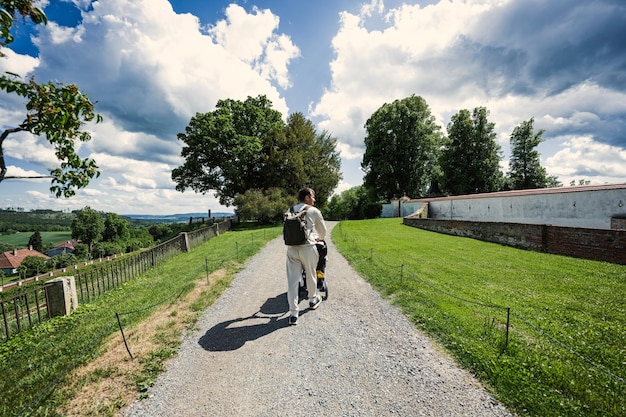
left=172, top=96, right=341, bottom=207
left=439, top=107, right=504, bottom=195
left=0, top=1, right=102, bottom=197
left=507, top=118, right=550, bottom=190
left=362, top=95, right=443, bottom=201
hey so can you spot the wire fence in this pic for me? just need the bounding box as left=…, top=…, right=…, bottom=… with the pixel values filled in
left=13, top=226, right=273, bottom=417
left=334, top=222, right=626, bottom=388
left=0, top=220, right=232, bottom=340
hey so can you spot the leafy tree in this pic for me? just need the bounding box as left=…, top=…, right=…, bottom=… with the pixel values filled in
left=362, top=95, right=443, bottom=201
left=172, top=95, right=284, bottom=206
left=27, top=230, right=42, bottom=252
left=92, top=241, right=122, bottom=257
left=0, top=2, right=103, bottom=197
left=148, top=224, right=172, bottom=242
left=233, top=187, right=292, bottom=224
left=172, top=97, right=341, bottom=207
left=46, top=252, right=77, bottom=270
left=323, top=186, right=379, bottom=220
left=0, top=0, right=47, bottom=52
left=71, top=206, right=104, bottom=249
left=103, top=213, right=130, bottom=242
left=440, top=107, right=504, bottom=195
left=20, top=255, right=47, bottom=277
left=507, top=118, right=554, bottom=189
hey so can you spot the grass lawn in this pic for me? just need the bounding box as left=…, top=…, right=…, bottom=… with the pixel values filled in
left=0, top=231, right=72, bottom=248
left=332, top=218, right=626, bottom=417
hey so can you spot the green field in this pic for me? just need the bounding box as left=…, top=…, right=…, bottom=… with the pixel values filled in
left=332, top=218, right=626, bottom=417
left=0, top=231, right=72, bottom=248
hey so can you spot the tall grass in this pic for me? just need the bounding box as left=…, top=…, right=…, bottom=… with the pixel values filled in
left=0, top=226, right=281, bottom=417
left=332, top=218, right=626, bottom=417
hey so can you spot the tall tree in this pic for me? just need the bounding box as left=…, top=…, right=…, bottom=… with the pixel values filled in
left=0, top=1, right=102, bottom=197
left=440, top=107, right=504, bottom=195
left=27, top=230, right=42, bottom=252
left=361, top=95, right=442, bottom=201
left=102, top=213, right=130, bottom=242
left=172, top=98, right=341, bottom=206
left=71, top=206, right=104, bottom=250
left=278, top=112, right=341, bottom=205
left=172, top=95, right=284, bottom=206
left=507, top=118, right=551, bottom=190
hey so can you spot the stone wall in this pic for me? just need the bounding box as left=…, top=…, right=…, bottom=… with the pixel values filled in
left=403, top=218, right=626, bottom=265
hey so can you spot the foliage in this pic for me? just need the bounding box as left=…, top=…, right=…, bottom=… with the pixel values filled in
left=507, top=118, right=551, bottom=189
left=172, top=96, right=341, bottom=207
left=233, top=187, right=292, bottom=224
left=148, top=224, right=173, bottom=242
left=323, top=185, right=380, bottom=220
left=0, top=75, right=103, bottom=197
left=172, top=95, right=285, bottom=206
left=0, top=2, right=102, bottom=197
left=0, top=0, right=47, bottom=53
left=362, top=95, right=443, bottom=201
left=20, top=255, right=48, bottom=276
left=0, top=209, right=74, bottom=233
left=92, top=241, right=123, bottom=257
left=46, top=252, right=77, bottom=270
left=276, top=112, right=342, bottom=205
left=439, top=107, right=504, bottom=195
left=103, top=212, right=130, bottom=243
left=333, top=219, right=626, bottom=417
left=27, top=230, right=42, bottom=251
left=71, top=206, right=104, bottom=249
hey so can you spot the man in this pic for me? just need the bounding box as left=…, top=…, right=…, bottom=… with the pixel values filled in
left=286, top=188, right=327, bottom=325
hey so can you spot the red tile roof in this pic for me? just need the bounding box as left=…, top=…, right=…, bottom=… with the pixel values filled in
left=0, top=248, right=49, bottom=269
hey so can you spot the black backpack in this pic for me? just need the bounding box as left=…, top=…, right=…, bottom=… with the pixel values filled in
left=283, top=205, right=310, bottom=245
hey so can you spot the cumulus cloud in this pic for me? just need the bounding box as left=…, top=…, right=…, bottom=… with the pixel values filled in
left=1, top=0, right=300, bottom=214
left=312, top=0, right=626, bottom=193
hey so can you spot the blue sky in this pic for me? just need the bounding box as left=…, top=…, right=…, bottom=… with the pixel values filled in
left=1, top=0, right=625, bottom=215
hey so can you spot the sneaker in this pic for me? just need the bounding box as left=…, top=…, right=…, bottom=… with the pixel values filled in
left=289, top=316, right=298, bottom=325
left=309, top=294, right=322, bottom=310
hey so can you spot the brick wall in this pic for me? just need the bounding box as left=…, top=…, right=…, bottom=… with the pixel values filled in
left=403, top=218, right=626, bottom=265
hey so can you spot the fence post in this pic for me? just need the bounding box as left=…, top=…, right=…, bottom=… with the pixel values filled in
left=45, top=276, right=78, bottom=318
left=180, top=232, right=190, bottom=253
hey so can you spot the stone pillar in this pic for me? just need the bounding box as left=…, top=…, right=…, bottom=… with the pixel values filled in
left=45, top=276, right=78, bottom=317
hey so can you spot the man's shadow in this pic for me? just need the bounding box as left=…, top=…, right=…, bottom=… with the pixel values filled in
left=198, top=292, right=302, bottom=351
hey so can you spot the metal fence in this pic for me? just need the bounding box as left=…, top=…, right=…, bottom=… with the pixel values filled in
left=0, top=219, right=232, bottom=340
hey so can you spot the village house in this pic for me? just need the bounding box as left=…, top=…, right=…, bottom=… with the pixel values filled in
left=0, top=246, right=49, bottom=276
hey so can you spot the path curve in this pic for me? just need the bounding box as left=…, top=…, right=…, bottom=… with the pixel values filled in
left=123, top=222, right=512, bottom=417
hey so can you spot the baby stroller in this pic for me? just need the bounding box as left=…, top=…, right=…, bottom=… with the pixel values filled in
left=299, top=240, right=329, bottom=302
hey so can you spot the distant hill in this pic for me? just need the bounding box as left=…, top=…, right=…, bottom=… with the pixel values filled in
left=123, top=213, right=235, bottom=224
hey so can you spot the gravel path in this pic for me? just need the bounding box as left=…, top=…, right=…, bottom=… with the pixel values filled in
left=123, top=222, right=513, bottom=417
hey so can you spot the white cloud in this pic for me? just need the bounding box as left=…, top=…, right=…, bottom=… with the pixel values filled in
left=546, top=136, right=626, bottom=184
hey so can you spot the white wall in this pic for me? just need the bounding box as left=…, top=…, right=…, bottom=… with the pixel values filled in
left=423, top=185, right=626, bottom=230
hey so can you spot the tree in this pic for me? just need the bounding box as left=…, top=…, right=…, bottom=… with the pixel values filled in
left=172, top=95, right=284, bottom=206
left=507, top=118, right=553, bottom=190
left=440, top=107, right=504, bottom=195
left=71, top=206, right=104, bottom=250
left=323, top=185, right=379, bottom=220
left=271, top=112, right=341, bottom=205
left=20, top=255, right=47, bottom=277
left=233, top=187, right=292, bottom=224
left=172, top=97, right=341, bottom=206
left=27, top=230, right=42, bottom=252
left=103, top=213, right=130, bottom=242
left=362, top=95, right=443, bottom=201
left=0, top=1, right=102, bottom=197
